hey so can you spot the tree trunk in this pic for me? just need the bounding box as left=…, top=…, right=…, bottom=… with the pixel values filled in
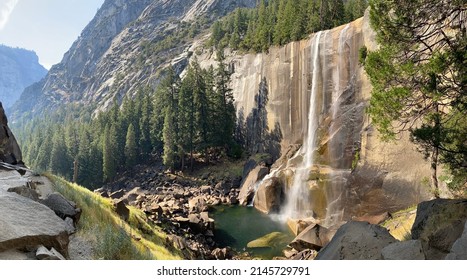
left=431, top=146, right=439, bottom=198
left=73, top=159, right=78, bottom=183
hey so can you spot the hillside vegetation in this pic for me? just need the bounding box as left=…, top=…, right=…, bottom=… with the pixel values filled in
left=48, top=175, right=182, bottom=260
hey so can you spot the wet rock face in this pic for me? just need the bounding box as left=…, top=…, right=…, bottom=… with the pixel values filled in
left=210, top=12, right=431, bottom=223
left=0, top=102, right=22, bottom=165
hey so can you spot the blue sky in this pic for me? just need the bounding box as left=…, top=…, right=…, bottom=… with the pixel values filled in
left=0, top=0, right=104, bottom=69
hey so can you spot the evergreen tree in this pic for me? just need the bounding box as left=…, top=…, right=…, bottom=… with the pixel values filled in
left=178, top=64, right=197, bottom=171
left=49, top=130, right=70, bottom=176
left=139, top=89, right=153, bottom=157
left=365, top=0, right=467, bottom=195
left=103, top=124, right=118, bottom=182
left=124, top=124, right=138, bottom=169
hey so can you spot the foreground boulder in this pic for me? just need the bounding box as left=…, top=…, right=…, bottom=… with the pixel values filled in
left=0, top=191, right=69, bottom=257
left=315, top=221, right=396, bottom=260
left=445, top=221, right=467, bottom=260
left=42, top=192, right=81, bottom=223
left=238, top=165, right=268, bottom=205
left=381, top=240, right=425, bottom=260
left=411, top=199, right=467, bottom=259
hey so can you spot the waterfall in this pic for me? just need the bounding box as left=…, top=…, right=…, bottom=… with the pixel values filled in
left=281, top=31, right=323, bottom=220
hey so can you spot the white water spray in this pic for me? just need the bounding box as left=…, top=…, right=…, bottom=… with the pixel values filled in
left=281, top=31, right=323, bottom=220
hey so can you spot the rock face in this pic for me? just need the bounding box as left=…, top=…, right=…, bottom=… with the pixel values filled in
left=197, top=10, right=431, bottom=224
left=411, top=199, right=467, bottom=259
left=0, top=102, right=23, bottom=165
left=12, top=0, right=256, bottom=118
left=315, top=221, right=397, bottom=260
left=0, top=45, right=47, bottom=108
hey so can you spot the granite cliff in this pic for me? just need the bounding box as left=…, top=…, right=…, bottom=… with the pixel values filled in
left=196, top=11, right=432, bottom=224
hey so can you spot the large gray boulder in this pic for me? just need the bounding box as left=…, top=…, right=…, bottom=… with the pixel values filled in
left=238, top=165, right=269, bottom=205
left=315, top=221, right=397, bottom=260
left=42, top=192, right=81, bottom=222
left=411, top=199, right=467, bottom=259
left=445, top=221, right=467, bottom=260
left=381, top=240, right=425, bottom=260
left=254, top=177, right=283, bottom=214
left=0, top=191, right=69, bottom=257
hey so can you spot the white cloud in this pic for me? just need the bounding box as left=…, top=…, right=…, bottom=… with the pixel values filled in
left=0, top=0, right=19, bottom=30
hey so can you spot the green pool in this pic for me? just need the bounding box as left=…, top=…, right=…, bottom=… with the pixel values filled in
left=211, top=205, right=294, bottom=259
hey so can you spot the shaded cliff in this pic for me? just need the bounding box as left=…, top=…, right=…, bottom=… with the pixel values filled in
left=0, top=45, right=47, bottom=109
left=0, top=102, right=22, bottom=165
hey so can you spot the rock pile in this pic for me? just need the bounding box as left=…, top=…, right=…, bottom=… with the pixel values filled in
left=97, top=177, right=242, bottom=259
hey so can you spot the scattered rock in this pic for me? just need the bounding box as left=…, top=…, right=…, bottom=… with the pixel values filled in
left=315, top=221, right=397, bottom=260
left=381, top=240, right=425, bottom=260
left=289, top=224, right=331, bottom=251
left=114, top=199, right=130, bottom=221
left=287, top=218, right=317, bottom=236
left=36, top=245, right=66, bottom=260
left=167, top=235, right=187, bottom=250
left=291, top=249, right=317, bottom=260
left=211, top=247, right=234, bottom=260
left=188, top=196, right=207, bottom=213
left=200, top=185, right=212, bottom=194
left=109, top=189, right=125, bottom=200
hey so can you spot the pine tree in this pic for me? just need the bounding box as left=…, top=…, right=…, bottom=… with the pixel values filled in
left=365, top=0, right=467, bottom=195
left=139, top=88, right=153, bottom=158
left=49, top=130, right=71, bottom=177
left=124, top=124, right=138, bottom=169
left=103, top=124, right=118, bottom=182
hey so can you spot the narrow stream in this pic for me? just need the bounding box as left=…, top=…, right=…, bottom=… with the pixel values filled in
left=211, top=205, right=294, bottom=259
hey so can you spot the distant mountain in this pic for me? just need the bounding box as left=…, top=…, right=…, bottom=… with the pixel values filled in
left=11, top=0, right=256, bottom=118
left=0, top=45, right=47, bottom=109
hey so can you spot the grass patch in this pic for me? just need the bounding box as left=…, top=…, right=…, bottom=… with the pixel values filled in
left=381, top=205, right=418, bottom=241
left=47, top=174, right=182, bottom=260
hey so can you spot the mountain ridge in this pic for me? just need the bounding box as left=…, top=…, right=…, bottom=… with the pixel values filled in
left=0, top=45, right=47, bottom=109
left=11, top=0, right=256, bottom=120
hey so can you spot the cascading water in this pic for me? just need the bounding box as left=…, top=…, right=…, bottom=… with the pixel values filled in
left=281, top=31, right=323, bottom=220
